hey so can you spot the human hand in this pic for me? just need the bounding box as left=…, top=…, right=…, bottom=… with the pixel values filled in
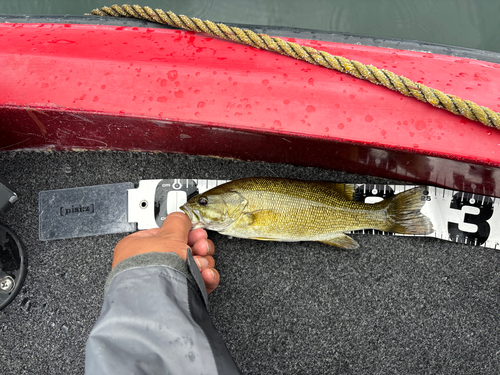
left=112, top=212, right=220, bottom=294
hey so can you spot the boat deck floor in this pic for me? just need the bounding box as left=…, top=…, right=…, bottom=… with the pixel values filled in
left=1, top=151, right=499, bottom=374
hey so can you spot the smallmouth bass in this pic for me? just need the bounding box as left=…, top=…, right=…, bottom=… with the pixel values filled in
left=180, top=177, right=433, bottom=249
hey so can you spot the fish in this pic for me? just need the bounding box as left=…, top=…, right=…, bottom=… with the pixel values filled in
left=180, top=177, right=433, bottom=249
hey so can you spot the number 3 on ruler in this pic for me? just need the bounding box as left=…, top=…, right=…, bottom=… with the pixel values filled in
left=447, top=193, right=494, bottom=245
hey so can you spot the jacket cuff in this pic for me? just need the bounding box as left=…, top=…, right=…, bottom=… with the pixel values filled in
left=105, top=252, right=195, bottom=293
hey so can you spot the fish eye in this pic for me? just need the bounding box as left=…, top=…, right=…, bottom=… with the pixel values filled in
left=198, top=196, right=208, bottom=206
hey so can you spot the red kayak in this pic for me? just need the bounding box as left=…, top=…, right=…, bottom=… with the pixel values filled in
left=1, top=15, right=500, bottom=195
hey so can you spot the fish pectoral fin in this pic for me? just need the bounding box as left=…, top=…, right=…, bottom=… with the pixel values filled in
left=320, top=234, right=359, bottom=249
left=238, top=212, right=256, bottom=226
left=242, top=209, right=279, bottom=226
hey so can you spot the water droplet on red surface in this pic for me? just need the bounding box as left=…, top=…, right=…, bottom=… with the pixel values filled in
left=167, top=70, right=178, bottom=81
left=197, top=101, right=206, bottom=108
left=414, top=120, right=426, bottom=130
left=262, top=79, right=269, bottom=86
left=157, top=96, right=168, bottom=103
left=306, top=105, right=316, bottom=113
left=47, top=39, right=76, bottom=44
left=365, top=114, right=373, bottom=122
left=174, top=90, right=184, bottom=98
left=160, top=79, right=168, bottom=87
left=273, top=120, right=282, bottom=127
left=93, top=96, right=99, bottom=102
left=338, top=123, right=344, bottom=130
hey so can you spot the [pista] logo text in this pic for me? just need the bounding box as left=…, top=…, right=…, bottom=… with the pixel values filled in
left=59, top=204, right=95, bottom=216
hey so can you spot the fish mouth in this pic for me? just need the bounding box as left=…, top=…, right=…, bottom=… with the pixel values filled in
left=180, top=204, right=205, bottom=229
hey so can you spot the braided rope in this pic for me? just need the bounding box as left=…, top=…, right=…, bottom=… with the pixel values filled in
left=89, top=4, right=500, bottom=130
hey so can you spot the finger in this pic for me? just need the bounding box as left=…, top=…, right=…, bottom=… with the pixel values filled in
left=202, top=268, right=220, bottom=294
left=127, top=227, right=161, bottom=238
left=193, top=255, right=215, bottom=268
left=199, top=255, right=215, bottom=269
left=188, top=228, right=207, bottom=246
left=159, top=212, right=191, bottom=242
left=190, top=239, right=214, bottom=257
left=194, top=257, right=208, bottom=270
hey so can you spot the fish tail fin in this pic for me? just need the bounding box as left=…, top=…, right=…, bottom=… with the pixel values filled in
left=381, top=186, right=433, bottom=235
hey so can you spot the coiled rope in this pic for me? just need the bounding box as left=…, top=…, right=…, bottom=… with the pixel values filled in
left=89, top=4, right=500, bottom=130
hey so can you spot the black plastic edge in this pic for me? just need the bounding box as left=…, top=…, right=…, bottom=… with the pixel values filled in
left=0, top=223, right=27, bottom=311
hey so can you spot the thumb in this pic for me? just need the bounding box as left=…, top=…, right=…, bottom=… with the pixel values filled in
left=158, top=212, right=192, bottom=242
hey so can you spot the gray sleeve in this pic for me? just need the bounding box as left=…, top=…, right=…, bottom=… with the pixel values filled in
left=85, top=251, right=241, bottom=375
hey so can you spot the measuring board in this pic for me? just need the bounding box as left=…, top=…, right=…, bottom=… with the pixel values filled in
left=128, top=179, right=498, bottom=250
left=40, top=179, right=498, bottom=249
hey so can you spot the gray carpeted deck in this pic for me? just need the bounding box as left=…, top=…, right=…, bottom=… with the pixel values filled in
left=1, top=151, right=499, bottom=374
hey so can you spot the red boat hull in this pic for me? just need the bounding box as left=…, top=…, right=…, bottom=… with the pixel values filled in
left=1, top=21, right=500, bottom=195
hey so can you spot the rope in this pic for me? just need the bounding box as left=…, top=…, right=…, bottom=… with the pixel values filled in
left=88, top=4, right=500, bottom=130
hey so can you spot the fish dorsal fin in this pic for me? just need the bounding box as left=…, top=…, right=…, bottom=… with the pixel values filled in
left=315, top=182, right=356, bottom=201
left=320, top=234, right=359, bottom=249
